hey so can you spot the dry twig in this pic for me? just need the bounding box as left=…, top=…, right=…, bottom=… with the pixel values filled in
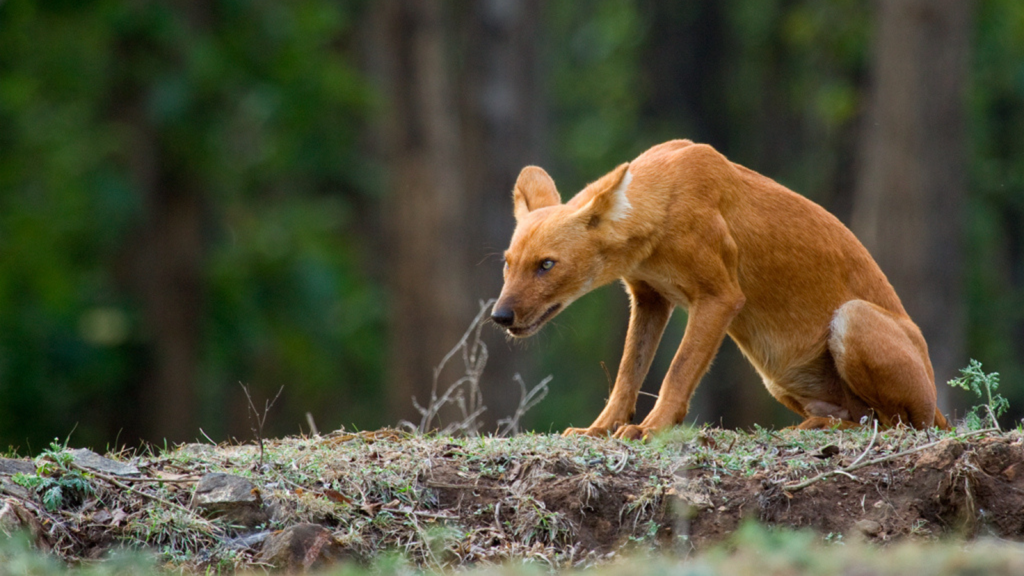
left=405, top=299, right=494, bottom=435
left=497, top=374, right=552, bottom=437
left=783, top=427, right=999, bottom=492
left=240, top=383, right=284, bottom=468
left=70, top=462, right=218, bottom=532
left=402, top=298, right=552, bottom=436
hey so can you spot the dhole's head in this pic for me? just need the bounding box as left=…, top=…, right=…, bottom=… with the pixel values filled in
left=491, top=162, right=632, bottom=337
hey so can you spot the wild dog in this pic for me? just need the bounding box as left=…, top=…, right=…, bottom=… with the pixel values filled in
left=491, top=139, right=949, bottom=439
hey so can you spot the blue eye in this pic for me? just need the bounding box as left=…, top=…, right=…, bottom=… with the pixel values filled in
left=539, top=259, right=555, bottom=271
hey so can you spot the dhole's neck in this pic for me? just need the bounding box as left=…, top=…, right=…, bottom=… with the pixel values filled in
left=592, top=218, right=662, bottom=288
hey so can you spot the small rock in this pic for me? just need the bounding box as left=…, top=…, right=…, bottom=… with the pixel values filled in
left=914, top=439, right=964, bottom=469
left=854, top=519, right=882, bottom=537
left=192, top=473, right=268, bottom=527
left=0, top=499, right=50, bottom=550
left=259, top=523, right=347, bottom=572
left=91, top=510, right=113, bottom=524
left=0, top=478, right=30, bottom=499
left=177, top=444, right=219, bottom=458
left=69, top=449, right=139, bottom=476
left=0, top=499, right=26, bottom=534
left=0, top=458, right=35, bottom=476
left=666, top=485, right=712, bottom=512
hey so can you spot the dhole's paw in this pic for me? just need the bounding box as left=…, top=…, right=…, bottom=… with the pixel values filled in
left=612, top=424, right=650, bottom=441
left=562, top=426, right=613, bottom=438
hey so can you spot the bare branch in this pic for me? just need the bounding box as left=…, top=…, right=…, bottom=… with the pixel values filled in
left=401, top=298, right=552, bottom=437
left=497, top=374, right=551, bottom=437
left=783, top=427, right=998, bottom=492
left=240, top=383, right=283, bottom=469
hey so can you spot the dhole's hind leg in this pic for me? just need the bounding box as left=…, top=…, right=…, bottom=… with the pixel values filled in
left=829, top=300, right=940, bottom=429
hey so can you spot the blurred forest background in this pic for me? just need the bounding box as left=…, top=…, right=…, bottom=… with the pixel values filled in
left=1, top=0, right=1022, bottom=453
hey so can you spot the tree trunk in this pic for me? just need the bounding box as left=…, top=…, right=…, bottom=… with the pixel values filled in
left=457, top=0, right=545, bottom=426
left=369, top=0, right=475, bottom=426
left=116, top=102, right=204, bottom=445
left=366, top=0, right=547, bottom=430
left=133, top=169, right=205, bottom=444
left=113, top=2, right=212, bottom=445
left=852, top=0, right=971, bottom=407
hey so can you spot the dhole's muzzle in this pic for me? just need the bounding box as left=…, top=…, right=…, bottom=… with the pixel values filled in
left=490, top=299, right=561, bottom=337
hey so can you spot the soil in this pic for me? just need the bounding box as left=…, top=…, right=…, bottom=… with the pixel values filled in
left=688, top=434, right=1024, bottom=546
left=419, top=433, right=1024, bottom=553
left=422, top=450, right=665, bottom=554
left=3, top=428, right=1024, bottom=571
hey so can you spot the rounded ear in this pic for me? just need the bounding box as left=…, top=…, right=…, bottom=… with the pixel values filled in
left=513, top=166, right=560, bottom=222
left=575, top=163, right=632, bottom=228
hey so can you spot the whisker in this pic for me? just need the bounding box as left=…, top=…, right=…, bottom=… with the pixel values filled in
left=558, top=319, right=580, bottom=338
left=476, top=251, right=505, bottom=267
left=548, top=320, right=566, bottom=338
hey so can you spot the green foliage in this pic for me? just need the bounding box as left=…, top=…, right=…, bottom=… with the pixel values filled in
left=548, top=0, right=647, bottom=179
left=966, top=0, right=1024, bottom=424
left=1, top=532, right=156, bottom=575
left=719, top=0, right=869, bottom=203
left=948, top=359, right=1009, bottom=430
left=3, top=0, right=1024, bottom=447
left=0, top=0, right=383, bottom=449
left=0, top=533, right=62, bottom=576
left=12, top=439, right=94, bottom=512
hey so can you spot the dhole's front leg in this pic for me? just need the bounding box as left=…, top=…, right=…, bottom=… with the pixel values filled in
left=563, top=281, right=673, bottom=437
left=614, top=293, right=744, bottom=440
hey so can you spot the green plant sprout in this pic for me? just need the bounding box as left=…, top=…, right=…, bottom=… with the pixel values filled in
left=948, top=359, right=1008, bottom=431
left=11, top=438, right=94, bottom=512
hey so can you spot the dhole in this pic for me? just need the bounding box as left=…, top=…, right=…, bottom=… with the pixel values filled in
left=492, top=140, right=949, bottom=439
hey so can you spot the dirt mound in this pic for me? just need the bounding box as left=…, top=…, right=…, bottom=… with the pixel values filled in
left=421, top=447, right=663, bottom=556
left=2, top=428, right=1024, bottom=571
left=689, top=430, right=1024, bottom=547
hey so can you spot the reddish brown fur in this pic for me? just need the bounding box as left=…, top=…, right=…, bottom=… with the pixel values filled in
left=493, top=140, right=949, bottom=439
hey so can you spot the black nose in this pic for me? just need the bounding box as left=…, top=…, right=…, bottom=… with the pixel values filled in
left=491, top=307, right=515, bottom=327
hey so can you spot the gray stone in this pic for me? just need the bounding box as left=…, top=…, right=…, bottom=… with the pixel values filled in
left=0, top=479, right=30, bottom=500
left=0, top=458, right=35, bottom=476
left=258, top=523, right=347, bottom=572
left=69, top=449, right=139, bottom=476
left=854, top=519, right=883, bottom=537
left=192, top=473, right=268, bottom=527
left=176, top=443, right=219, bottom=458
left=0, top=499, right=50, bottom=550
